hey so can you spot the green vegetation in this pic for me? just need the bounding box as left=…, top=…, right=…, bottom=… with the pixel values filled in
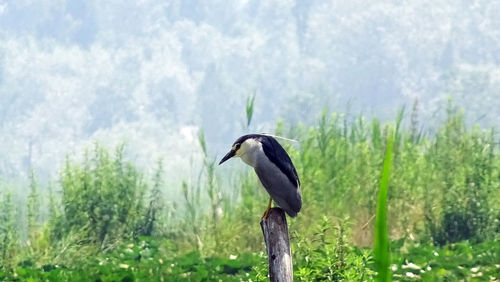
left=0, top=104, right=499, bottom=281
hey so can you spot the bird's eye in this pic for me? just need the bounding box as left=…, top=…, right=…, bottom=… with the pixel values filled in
left=233, top=143, right=240, bottom=151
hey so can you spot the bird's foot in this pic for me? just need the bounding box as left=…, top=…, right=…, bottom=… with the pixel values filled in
left=261, top=207, right=271, bottom=220
left=261, top=197, right=273, bottom=220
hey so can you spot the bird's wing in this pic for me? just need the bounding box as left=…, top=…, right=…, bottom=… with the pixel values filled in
left=255, top=164, right=301, bottom=216
left=259, top=136, right=300, bottom=187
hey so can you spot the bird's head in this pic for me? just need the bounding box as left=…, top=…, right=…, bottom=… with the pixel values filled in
left=219, top=134, right=260, bottom=165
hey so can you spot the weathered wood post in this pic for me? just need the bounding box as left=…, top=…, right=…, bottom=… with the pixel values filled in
left=260, top=207, right=293, bottom=282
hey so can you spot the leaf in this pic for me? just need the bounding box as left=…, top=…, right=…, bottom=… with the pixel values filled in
left=374, top=131, right=394, bottom=282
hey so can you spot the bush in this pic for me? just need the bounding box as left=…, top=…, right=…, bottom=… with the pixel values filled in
left=52, top=144, right=148, bottom=249
left=425, top=106, right=496, bottom=245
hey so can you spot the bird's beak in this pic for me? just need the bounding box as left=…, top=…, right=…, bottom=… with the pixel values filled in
left=219, top=150, right=236, bottom=165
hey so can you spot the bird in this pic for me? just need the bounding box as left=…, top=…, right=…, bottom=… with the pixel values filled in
left=219, top=134, right=302, bottom=218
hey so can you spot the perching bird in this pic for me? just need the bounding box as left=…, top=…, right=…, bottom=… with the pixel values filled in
left=219, top=134, right=302, bottom=218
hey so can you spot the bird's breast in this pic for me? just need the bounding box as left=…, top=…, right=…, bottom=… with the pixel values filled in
left=239, top=143, right=264, bottom=168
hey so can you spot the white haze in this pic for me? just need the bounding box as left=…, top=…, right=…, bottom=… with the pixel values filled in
left=0, top=0, right=499, bottom=188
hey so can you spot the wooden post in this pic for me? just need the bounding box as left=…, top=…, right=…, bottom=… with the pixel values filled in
left=260, top=207, right=293, bottom=282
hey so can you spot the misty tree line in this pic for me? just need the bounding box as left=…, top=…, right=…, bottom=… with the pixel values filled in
left=2, top=0, right=500, bottom=183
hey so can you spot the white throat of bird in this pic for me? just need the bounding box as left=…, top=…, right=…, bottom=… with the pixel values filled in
left=236, top=138, right=262, bottom=168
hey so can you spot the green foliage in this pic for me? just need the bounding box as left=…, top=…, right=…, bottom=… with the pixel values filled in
left=27, top=169, right=40, bottom=235
left=424, top=104, right=497, bottom=245
left=54, top=144, right=148, bottom=249
left=1, top=236, right=263, bottom=281
left=291, top=217, right=375, bottom=281
left=374, top=131, right=394, bottom=282
left=198, top=129, right=223, bottom=252
left=141, top=159, right=165, bottom=236
left=0, top=191, right=19, bottom=272
left=1, top=104, right=499, bottom=280
left=1, top=237, right=498, bottom=281
left=391, top=240, right=500, bottom=280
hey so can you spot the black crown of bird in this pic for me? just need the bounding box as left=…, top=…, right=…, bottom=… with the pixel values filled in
left=219, top=133, right=302, bottom=219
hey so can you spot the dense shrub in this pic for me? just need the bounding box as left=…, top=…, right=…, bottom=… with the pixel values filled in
left=53, top=144, right=148, bottom=248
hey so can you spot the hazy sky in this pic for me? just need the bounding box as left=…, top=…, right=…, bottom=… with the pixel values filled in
left=1, top=0, right=499, bottom=185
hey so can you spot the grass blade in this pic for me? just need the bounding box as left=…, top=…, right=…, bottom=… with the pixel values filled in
left=246, top=92, right=256, bottom=128
left=374, top=131, right=394, bottom=282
